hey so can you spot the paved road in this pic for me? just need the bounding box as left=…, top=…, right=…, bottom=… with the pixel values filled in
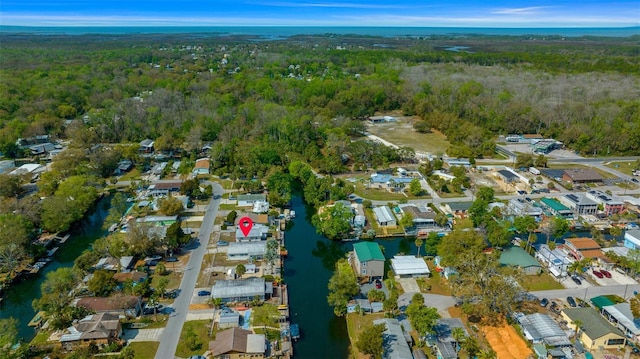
left=531, top=284, right=640, bottom=302
left=155, top=182, right=223, bottom=359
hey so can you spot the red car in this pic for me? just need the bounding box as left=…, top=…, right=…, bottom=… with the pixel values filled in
left=593, top=270, right=604, bottom=279
left=600, top=269, right=612, bottom=278
left=375, top=280, right=382, bottom=289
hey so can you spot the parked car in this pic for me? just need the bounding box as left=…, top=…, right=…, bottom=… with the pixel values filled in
left=571, top=275, right=582, bottom=285
left=593, top=269, right=604, bottom=278
left=600, top=269, right=612, bottom=278
left=567, top=296, right=577, bottom=307
left=197, top=290, right=211, bottom=297
left=525, top=197, right=532, bottom=202
left=375, top=279, right=382, bottom=289
left=165, top=257, right=178, bottom=262
left=217, top=241, right=229, bottom=246
left=517, top=190, right=527, bottom=195
left=540, top=298, right=549, bottom=307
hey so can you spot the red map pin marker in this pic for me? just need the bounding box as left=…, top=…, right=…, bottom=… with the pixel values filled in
left=239, top=217, right=254, bottom=237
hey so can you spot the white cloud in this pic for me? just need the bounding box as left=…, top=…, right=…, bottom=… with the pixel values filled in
left=248, top=1, right=406, bottom=9
left=492, top=6, right=554, bottom=15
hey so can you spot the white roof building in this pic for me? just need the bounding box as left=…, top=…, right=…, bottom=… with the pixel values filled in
left=602, top=303, right=640, bottom=340
left=227, top=241, right=267, bottom=260
left=390, top=255, right=431, bottom=277
left=373, top=206, right=396, bottom=227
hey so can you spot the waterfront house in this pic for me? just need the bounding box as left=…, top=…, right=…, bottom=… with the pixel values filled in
left=93, top=256, right=135, bottom=272
left=59, top=313, right=122, bottom=351
left=445, top=202, right=473, bottom=218
left=226, top=241, right=267, bottom=261
left=112, top=271, right=147, bottom=284
left=586, top=190, right=624, bottom=216
left=147, top=181, right=182, bottom=197
left=434, top=256, right=458, bottom=279
left=561, top=307, right=626, bottom=350
left=507, top=198, right=543, bottom=220
left=351, top=241, right=385, bottom=280
left=235, top=223, right=269, bottom=242
left=372, top=206, right=397, bottom=227
left=208, top=328, right=266, bottom=359
left=499, top=246, right=542, bottom=275
left=535, top=244, right=574, bottom=278
left=76, top=295, right=142, bottom=318
left=540, top=198, right=574, bottom=219
left=563, top=238, right=608, bottom=265
left=390, top=256, right=431, bottom=278
left=560, top=194, right=598, bottom=216
left=373, top=318, right=413, bottom=359
left=211, top=277, right=273, bottom=303
left=397, top=204, right=438, bottom=229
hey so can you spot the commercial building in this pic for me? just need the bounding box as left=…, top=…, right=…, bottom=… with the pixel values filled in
left=561, top=194, right=598, bottom=216
left=586, top=190, right=624, bottom=216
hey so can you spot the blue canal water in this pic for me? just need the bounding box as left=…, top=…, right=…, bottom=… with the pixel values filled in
left=0, top=196, right=110, bottom=342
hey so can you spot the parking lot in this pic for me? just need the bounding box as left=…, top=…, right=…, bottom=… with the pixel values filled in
left=587, top=267, right=638, bottom=286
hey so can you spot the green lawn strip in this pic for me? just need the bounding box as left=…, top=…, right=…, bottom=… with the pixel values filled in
left=346, top=312, right=386, bottom=359
left=128, top=341, right=159, bottom=359
left=604, top=161, right=636, bottom=176
left=520, top=272, right=564, bottom=291
left=119, top=168, right=141, bottom=182
left=175, top=320, right=214, bottom=358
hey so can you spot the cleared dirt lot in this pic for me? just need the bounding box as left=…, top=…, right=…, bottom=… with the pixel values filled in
left=481, top=323, right=533, bottom=359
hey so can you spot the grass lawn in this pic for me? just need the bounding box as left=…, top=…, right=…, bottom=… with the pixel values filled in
left=346, top=312, right=387, bottom=359
left=176, top=320, right=215, bottom=358
left=128, top=341, right=160, bottom=359
left=604, top=161, right=639, bottom=176
left=354, top=183, right=431, bottom=202
left=119, top=168, right=141, bottom=182
left=219, top=204, right=239, bottom=210
left=152, top=271, right=183, bottom=293
left=254, top=327, right=281, bottom=341
left=366, top=120, right=450, bottom=154
left=417, top=260, right=453, bottom=296
left=520, top=272, right=564, bottom=291
left=30, top=330, right=53, bottom=345
left=198, top=253, right=217, bottom=287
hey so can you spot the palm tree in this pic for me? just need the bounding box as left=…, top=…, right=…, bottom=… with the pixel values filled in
left=415, top=237, right=424, bottom=257
left=573, top=319, right=584, bottom=341
left=476, top=349, right=497, bottom=359
left=451, top=327, right=466, bottom=352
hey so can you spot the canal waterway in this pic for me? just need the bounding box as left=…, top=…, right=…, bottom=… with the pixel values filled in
left=0, top=196, right=110, bottom=342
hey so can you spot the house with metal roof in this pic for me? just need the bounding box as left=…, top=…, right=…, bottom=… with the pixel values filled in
left=373, top=206, right=397, bottom=227
left=499, top=246, right=542, bottom=275
left=497, top=169, right=520, bottom=184
left=227, top=241, right=267, bottom=261
left=508, top=198, right=543, bottom=220
left=516, top=313, right=571, bottom=347
left=561, top=307, right=627, bottom=350
left=445, top=201, right=473, bottom=217
left=560, top=194, right=597, bottom=215
left=211, top=277, right=273, bottom=303
left=540, top=198, right=574, bottom=219
left=535, top=244, right=574, bottom=278
left=601, top=303, right=640, bottom=341
left=434, top=317, right=468, bottom=345
left=390, top=256, right=431, bottom=278
left=373, top=318, right=413, bottom=359
left=352, top=241, right=385, bottom=279
left=237, top=194, right=267, bottom=207
left=216, top=308, right=241, bottom=329
left=208, top=327, right=266, bottom=359
left=139, top=139, right=155, bottom=153
left=235, top=223, right=269, bottom=242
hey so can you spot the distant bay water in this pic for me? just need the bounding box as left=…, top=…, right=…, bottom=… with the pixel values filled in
left=1, top=26, right=639, bottom=38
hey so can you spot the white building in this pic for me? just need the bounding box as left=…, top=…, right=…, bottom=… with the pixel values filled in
left=227, top=242, right=267, bottom=261
left=390, top=256, right=431, bottom=278
left=535, top=244, right=574, bottom=278
left=235, top=223, right=269, bottom=242
left=372, top=206, right=397, bottom=227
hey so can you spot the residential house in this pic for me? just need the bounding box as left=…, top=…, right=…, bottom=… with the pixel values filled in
left=563, top=238, right=609, bottom=265
left=540, top=198, right=574, bottom=219
left=147, top=181, right=182, bottom=197
left=398, top=204, right=438, bottom=229
left=445, top=202, right=473, bottom=218
left=252, top=200, right=270, bottom=213
left=373, top=318, right=413, bottom=359
left=114, top=160, right=133, bottom=175
left=192, top=158, right=210, bottom=175
left=136, top=215, right=178, bottom=226
left=560, top=194, right=598, bottom=216
left=351, top=241, right=385, bottom=280
left=496, top=169, right=520, bottom=184
left=9, top=163, right=45, bottom=176
left=235, top=223, right=269, bottom=242
left=516, top=313, right=571, bottom=347
left=59, top=313, right=122, bottom=350
left=29, top=142, right=59, bottom=156
left=499, top=246, right=542, bottom=275
left=562, top=168, right=603, bottom=183
left=390, top=256, right=431, bottom=278
left=227, top=241, right=267, bottom=261
left=601, top=303, right=640, bottom=342
left=434, top=318, right=469, bottom=350
left=237, top=194, right=267, bottom=207
left=372, top=206, right=397, bottom=227
left=139, top=139, right=155, bottom=153
left=535, top=244, right=574, bottom=278
left=561, top=308, right=626, bottom=350
left=444, top=158, right=471, bottom=168
left=216, top=308, right=241, bottom=329
left=507, top=198, right=543, bottom=220
left=150, top=162, right=167, bottom=176
left=0, top=160, right=15, bottom=175
left=586, top=190, right=624, bottom=216
left=93, top=256, right=135, bottom=272
left=208, top=328, right=266, bottom=359
left=434, top=256, right=458, bottom=279
left=370, top=173, right=413, bottom=189
left=76, top=295, right=142, bottom=318
left=211, top=277, right=273, bottom=303
left=624, top=229, right=640, bottom=250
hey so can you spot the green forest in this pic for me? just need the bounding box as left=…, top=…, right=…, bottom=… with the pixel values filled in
left=1, top=33, right=639, bottom=170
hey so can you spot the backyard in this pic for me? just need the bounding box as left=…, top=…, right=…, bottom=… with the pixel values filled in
left=176, top=320, right=215, bottom=358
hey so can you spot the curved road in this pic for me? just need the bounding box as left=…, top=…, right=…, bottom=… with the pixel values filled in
left=154, top=182, right=223, bottom=359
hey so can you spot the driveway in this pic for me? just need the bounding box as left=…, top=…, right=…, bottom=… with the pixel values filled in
left=398, top=292, right=456, bottom=318
left=124, top=328, right=164, bottom=342
left=397, top=278, right=420, bottom=293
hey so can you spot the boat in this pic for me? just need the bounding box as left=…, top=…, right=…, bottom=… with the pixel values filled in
left=46, top=247, right=59, bottom=257
left=290, top=323, right=300, bottom=341
left=28, top=311, right=46, bottom=328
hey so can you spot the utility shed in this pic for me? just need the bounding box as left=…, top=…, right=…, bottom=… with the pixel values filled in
left=390, top=256, right=431, bottom=278
left=499, top=246, right=542, bottom=275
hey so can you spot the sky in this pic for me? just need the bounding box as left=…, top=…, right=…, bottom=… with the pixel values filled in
left=0, top=0, right=639, bottom=28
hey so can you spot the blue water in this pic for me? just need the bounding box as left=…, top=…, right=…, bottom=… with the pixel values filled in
left=242, top=309, right=252, bottom=330
left=1, top=26, right=639, bottom=37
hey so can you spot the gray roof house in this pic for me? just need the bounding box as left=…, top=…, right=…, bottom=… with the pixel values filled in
left=497, top=169, right=520, bottom=184
left=211, top=277, right=273, bottom=303
left=601, top=303, right=640, bottom=340
left=373, top=318, right=413, bottom=359
left=216, top=308, right=241, bottom=329
left=561, top=194, right=598, bottom=215
left=508, top=198, right=543, bottom=219
left=373, top=206, right=397, bottom=227
left=235, top=223, right=269, bottom=242
left=227, top=241, right=267, bottom=261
